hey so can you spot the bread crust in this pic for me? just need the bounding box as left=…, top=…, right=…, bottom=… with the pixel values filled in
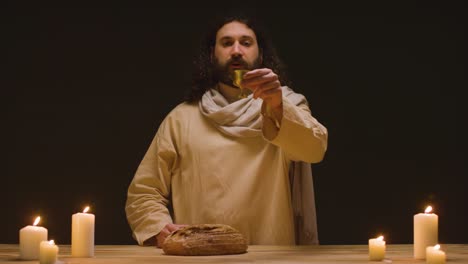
left=162, top=224, right=248, bottom=256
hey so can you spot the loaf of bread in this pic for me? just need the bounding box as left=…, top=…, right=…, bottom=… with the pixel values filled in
left=162, top=224, right=248, bottom=256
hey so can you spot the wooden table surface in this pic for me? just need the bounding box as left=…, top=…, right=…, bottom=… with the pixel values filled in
left=1, top=244, right=467, bottom=263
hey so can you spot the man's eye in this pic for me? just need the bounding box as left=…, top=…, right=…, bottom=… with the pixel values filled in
left=241, top=40, right=252, bottom=46
left=222, top=41, right=233, bottom=47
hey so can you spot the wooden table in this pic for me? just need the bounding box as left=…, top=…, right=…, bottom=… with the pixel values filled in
left=1, top=244, right=467, bottom=263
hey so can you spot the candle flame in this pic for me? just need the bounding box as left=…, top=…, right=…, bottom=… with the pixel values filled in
left=425, top=206, right=433, bottom=214
left=49, top=240, right=55, bottom=245
left=377, top=236, right=384, bottom=241
left=83, top=206, right=90, bottom=213
left=434, top=244, right=440, bottom=250
left=33, top=216, right=41, bottom=226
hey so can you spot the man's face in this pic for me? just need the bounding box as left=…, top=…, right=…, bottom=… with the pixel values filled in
left=212, top=21, right=262, bottom=86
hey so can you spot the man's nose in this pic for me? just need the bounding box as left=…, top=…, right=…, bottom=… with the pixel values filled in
left=230, top=42, right=243, bottom=56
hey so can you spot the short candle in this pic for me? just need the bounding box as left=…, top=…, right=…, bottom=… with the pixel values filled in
left=368, top=235, right=386, bottom=261
left=19, top=216, right=48, bottom=260
left=39, top=240, right=59, bottom=264
left=426, top=244, right=446, bottom=264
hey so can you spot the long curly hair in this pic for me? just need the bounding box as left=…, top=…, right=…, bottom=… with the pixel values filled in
left=185, top=13, right=291, bottom=102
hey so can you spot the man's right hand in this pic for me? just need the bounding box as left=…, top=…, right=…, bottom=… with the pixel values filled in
left=156, top=223, right=188, bottom=248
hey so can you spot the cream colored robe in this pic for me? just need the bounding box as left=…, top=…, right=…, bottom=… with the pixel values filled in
left=125, top=87, right=328, bottom=245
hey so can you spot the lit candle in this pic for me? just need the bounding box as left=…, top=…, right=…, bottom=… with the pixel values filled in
left=19, top=216, right=48, bottom=260
left=414, top=205, right=438, bottom=259
left=39, top=240, right=59, bottom=264
left=71, top=206, right=95, bottom=257
left=368, top=235, right=386, bottom=261
left=426, top=244, right=446, bottom=264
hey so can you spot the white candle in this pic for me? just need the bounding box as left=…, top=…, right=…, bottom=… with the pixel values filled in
left=414, top=205, right=438, bottom=259
left=426, top=244, right=446, bottom=264
left=19, top=216, right=48, bottom=260
left=39, top=240, right=59, bottom=264
left=368, top=235, right=386, bottom=261
left=71, top=206, right=95, bottom=257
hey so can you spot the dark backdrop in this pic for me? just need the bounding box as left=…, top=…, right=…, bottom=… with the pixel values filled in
left=3, top=4, right=467, bottom=245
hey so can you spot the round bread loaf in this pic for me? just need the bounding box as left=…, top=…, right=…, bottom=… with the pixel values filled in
left=162, top=224, right=248, bottom=256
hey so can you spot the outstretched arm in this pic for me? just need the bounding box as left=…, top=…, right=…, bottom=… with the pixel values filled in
left=243, top=68, right=328, bottom=163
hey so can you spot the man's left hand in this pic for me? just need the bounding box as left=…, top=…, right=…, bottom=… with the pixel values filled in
left=242, top=68, right=282, bottom=108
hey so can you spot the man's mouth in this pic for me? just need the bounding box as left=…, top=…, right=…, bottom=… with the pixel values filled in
left=230, top=63, right=244, bottom=69
left=228, top=59, right=248, bottom=69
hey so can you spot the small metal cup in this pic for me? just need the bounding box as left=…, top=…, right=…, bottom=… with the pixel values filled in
left=232, top=69, right=249, bottom=98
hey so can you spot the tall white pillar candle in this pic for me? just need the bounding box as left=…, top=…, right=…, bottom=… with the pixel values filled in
left=368, top=235, right=386, bottom=261
left=39, top=240, right=59, bottom=264
left=414, top=206, right=438, bottom=259
left=71, top=206, right=95, bottom=257
left=426, top=244, right=446, bottom=264
left=19, top=216, right=48, bottom=260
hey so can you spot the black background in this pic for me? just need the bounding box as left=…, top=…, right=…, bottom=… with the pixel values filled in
left=3, top=4, right=467, bottom=245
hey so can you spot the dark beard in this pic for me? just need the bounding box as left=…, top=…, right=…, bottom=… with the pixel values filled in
left=212, top=56, right=262, bottom=87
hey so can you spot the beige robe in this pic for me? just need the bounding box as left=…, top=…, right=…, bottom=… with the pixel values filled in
left=125, top=88, right=328, bottom=245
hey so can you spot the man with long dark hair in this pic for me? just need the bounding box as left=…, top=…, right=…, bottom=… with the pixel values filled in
left=125, top=13, right=328, bottom=247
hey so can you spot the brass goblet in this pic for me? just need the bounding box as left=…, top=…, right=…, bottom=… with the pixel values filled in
left=231, top=69, right=249, bottom=99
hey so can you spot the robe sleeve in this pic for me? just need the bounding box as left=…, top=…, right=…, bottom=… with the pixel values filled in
left=262, top=95, right=328, bottom=163
left=125, top=119, right=177, bottom=245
